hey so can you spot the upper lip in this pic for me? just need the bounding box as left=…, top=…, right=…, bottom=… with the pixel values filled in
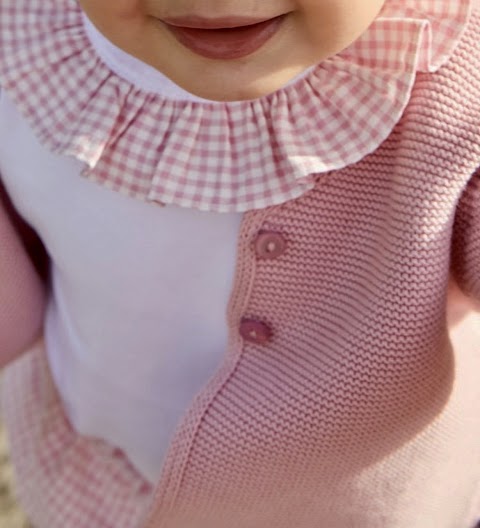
left=160, top=15, right=280, bottom=29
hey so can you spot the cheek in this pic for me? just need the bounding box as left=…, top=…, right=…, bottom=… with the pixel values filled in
left=299, top=0, right=385, bottom=56
left=78, top=0, right=149, bottom=48
left=79, top=0, right=144, bottom=20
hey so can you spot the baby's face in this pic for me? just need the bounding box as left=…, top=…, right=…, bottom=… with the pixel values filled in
left=79, top=0, right=385, bottom=101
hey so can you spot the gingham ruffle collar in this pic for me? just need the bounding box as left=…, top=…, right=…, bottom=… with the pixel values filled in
left=0, top=0, right=471, bottom=212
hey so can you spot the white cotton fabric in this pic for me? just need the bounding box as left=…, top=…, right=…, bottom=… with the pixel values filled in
left=0, top=87, right=242, bottom=483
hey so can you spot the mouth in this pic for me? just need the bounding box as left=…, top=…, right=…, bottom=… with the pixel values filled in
left=160, top=14, right=287, bottom=60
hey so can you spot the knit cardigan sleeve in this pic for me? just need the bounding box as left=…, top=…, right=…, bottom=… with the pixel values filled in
left=0, top=190, right=46, bottom=369
left=452, top=167, right=480, bottom=301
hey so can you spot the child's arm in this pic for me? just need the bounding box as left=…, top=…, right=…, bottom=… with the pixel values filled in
left=451, top=167, right=480, bottom=302
left=0, top=186, right=46, bottom=369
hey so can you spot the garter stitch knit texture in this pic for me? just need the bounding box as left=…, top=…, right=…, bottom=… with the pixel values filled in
left=453, top=167, right=480, bottom=299
left=140, top=10, right=480, bottom=528
left=0, top=6, right=479, bottom=528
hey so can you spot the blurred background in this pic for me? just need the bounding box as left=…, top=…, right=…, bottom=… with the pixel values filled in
left=0, top=383, right=31, bottom=528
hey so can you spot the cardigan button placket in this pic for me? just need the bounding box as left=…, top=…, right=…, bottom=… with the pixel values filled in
left=254, top=231, right=287, bottom=260
left=239, top=318, right=273, bottom=345
left=242, top=229, right=282, bottom=345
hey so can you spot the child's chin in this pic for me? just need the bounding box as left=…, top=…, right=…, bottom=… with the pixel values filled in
left=189, top=84, right=277, bottom=103
left=176, top=66, right=311, bottom=103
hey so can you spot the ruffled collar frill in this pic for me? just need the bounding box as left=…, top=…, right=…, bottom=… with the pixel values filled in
left=0, top=0, right=471, bottom=212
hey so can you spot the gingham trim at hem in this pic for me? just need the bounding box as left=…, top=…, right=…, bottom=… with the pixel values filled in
left=0, top=0, right=471, bottom=212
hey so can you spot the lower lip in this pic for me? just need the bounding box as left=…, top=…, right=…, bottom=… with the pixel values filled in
left=164, top=15, right=286, bottom=60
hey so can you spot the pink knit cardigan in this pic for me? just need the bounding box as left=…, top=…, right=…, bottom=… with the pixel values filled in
left=0, top=191, right=45, bottom=368
left=1, top=9, right=480, bottom=528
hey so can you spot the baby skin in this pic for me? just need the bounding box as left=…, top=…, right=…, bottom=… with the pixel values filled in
left=78, top=0, right=386, bottom=101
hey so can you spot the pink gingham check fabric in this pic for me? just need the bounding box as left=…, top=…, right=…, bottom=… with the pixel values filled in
left=1, top=340, right=154, bottom=528
left=0, top=0, right=470, bottom=212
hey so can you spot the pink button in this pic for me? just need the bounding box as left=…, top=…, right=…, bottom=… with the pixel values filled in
left=254, top=231, right=287, bottom=260
left=239, top=318, right=273, bottom=345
